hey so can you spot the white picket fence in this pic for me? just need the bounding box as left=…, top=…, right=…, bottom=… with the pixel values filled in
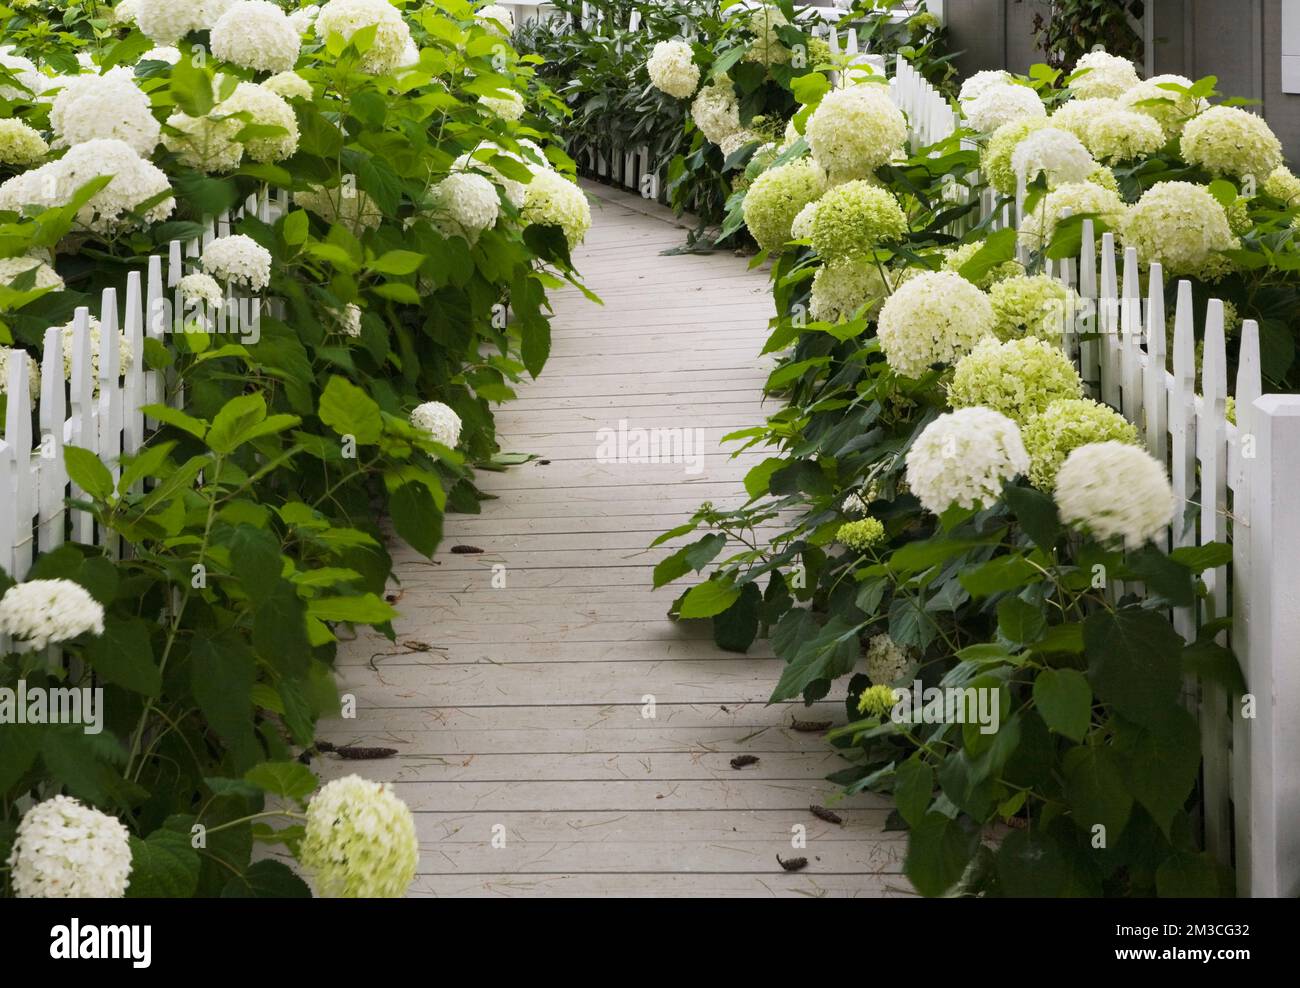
left=0, top=188, right=281, bottom=602
left=888, top=60, right=1300, bottom=898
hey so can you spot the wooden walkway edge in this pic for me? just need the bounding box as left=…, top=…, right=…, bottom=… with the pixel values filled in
left=318, top=181, right=910, bottom=898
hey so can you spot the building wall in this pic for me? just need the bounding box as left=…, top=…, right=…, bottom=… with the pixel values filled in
left=940, top=0, right=1300, bottom=161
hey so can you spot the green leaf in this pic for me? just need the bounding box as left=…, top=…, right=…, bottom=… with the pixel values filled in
left=894, top=757, right=934, bottom=827
left=63, top=446, right=114, bottom=501
left=253, top=581, right=311, bottom=676
left=128, top=830, right=201, bottom=898
left=307, top=593, right=398, bottom=624
left=244, top=761, right=319, bottom=802
left=712, top=582, right=761, bottom=652
left=206, top=394, right=266, bottom=454
left=956, top=228, right=1017, bottom=283
left=191, top=630, right=261, bottom=772
left=904, top=812, right=978, bottom=897
left=369, top=249, right=425, bottom=275
left=221, top=859, right=312, bottom=898
left=995, top=830, right=1074, bottom=897
left=281, top=208, right=309, bottom=246
left=318, top=375, right=382, bottom=445
left=959, top=554, right=1038, bottom=597
left=679, top=578, right=742, bottom=619
left=1115, top=704, right=1201, bottom=835
left=997, top=596, right=1046, bottom=644
left=1033, top=668, right=1091, bottom=741
left=83, top=616, right=160, bottom=697
left=1122, top=543, right=1195, bottom=606
left=1182, top=638, right=1245, bottom=694
left=743, top=457, right=784, bottom=499
left=653, top=546, right=692, bottom=588
left=684, top=533, right=727, bottom=572
left=389, top=481, right=442, bottom=557
left=1156, top=851, right=1221, bottom=897
left=1004, top=484, right=1060, bottom=549
left=1169, top=542, right=1233, bottom=573
left=1084, top=608, right=1183, bottom=728
left=1063, top=745, right=1133, bottom=841
left=142, top=404, right=207, bottom=440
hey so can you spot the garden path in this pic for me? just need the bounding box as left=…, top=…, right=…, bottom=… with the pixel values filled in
left=316, top=181, right=908, bottom=897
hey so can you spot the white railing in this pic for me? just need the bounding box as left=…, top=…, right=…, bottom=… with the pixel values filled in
left=0, top=188, right=282, bottom=595
left=888, top=61, right=1300, bottom=898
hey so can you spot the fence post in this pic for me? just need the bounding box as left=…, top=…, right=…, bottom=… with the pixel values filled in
left=1245, top=394, right=1300, bottom=897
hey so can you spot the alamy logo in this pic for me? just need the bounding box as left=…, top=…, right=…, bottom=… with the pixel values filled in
left=595, top=419, right=706, bottom=475
left=890, top=681, right=1001, bottom=735
left=49, top=920, right=151, bottom=968
left=0, top=681, right=102, bottom=734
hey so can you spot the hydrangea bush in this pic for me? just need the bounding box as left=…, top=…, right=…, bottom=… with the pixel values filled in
left=0, top=0, right=590, bottom=898
left=653, top=46, right=1254, bottom=898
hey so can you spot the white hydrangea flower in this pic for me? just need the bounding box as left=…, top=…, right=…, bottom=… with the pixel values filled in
left=114, top=0, right=143, bottom=24
left=1069, top=50, right=1140, bottom=99
left=1122, top=181, right=1236, bottom=278
left=1055, top=440, right=1175, bottom=547
left=790, top=199, right=818, bottom=240
left=476, top=3, right=514, bottom=34
left=134, top=0, right=206, bottom=43
left=806, top=84, right=907, bottom=180
left=0, top=139, right=174, bottom=234
left=1118, top=74, right=1204, bottom=139
left=49, top=66, right=161, bottom=156
left=865, top=634, right=914, bottom=686
left=178, top=272, right=224, bottom=309
left=958, top=69, right=1012, bottom=104
left=964, top=83, right=1046, bottom=133
left=876, top=271, right=994, bottom=378
left=1086, top=109, right=1165, bottom=163
left=905, top=407, right=1029, bottom=514
left=1180, top=105, right=1283, bottom=181
left=719, top=129, right=760, bottom=159
left=263, top=71, right=313, bottom=101
left=1049, top=96, right=1121, bottom=143
left=202, top=234, right=272, bottom=290
left=810, top=257, right=889, bottom=323
left=646, top=39, right=699, bottom=99
left=479, top=89, right=524, bottom=121
left=222, top=82, right=300, bottom=162
left=163, top=108, right=246, bottom=173
left=520, top=169, right=591, bottom=248
left=0, top=578, right=106, bottom=649
left=315, top=0, right=412, bottom=75
left=1018, top=179, right=1128, bottom=255
left=299, top=776, right=418, bottom=898
left=0, top=256, right=62, bottom=291
left=690, top=81, right=741, bottom=145
left=211, top=0, right=302, bottom=73
left=140, top=46, right=182, bottom=64
left=7, top=796, right=131, bottom=898
left=287, top=3, right=320, bottom=32
left=0, top=117, right=48, bottom=165
left=452, top=145, right=526, bottom=208
left=1010, top=126, right=1096, bottom=187
left=428, top=171, right=499, bottom=243
left=841, top=490, right=868, bottom=515
left=410, top=400, right=462, bottom=447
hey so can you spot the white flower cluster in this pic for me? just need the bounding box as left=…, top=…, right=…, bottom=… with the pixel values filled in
left=1180, top=105, right=1283, bottom=181
left=0, top=256, right=62, bottom=291
left=202, top=234, right=273, bottom=291
left=963, top=83, right=1045, bottom=133
left=296, top=184, right=383, bottom=233
left=646, top=39, right=699, bottom=99
left=476, top=4, right=514, bottom=34
left=49, top=66, right=160, bottom=156
left=905, top=407, right=1029, bottom=514
left=1085, top=109, right=1165, bottom=163
left=0, top=345, right=41, bottom=395
left=223, top=82, right=300, bottom=162
left=1118, top=74, right=1203, bottom=139
left=428, top=171, right=499, bottom=243
left=0, top=51, right=49, bottom=100
left=58, top=314, right=134, bottom=383
left=0, top=117, right=47, bottom=166
left=1055, top=440, right=1175, bottom=547
left=263, top=71, right=313, bottom=101
left=299, top=776, right=418, bottom=898
left=211, top=0, right=302, bottom=73
left=1010, top=126, right=1095, bottom=187
left=864, top=633, right=914, bottom=686
left=1069, top=51, right=1140, bottom=99
left=337, top=302, right=362, bottom=337
left=135, top=0, right=229, bottom=44
left=141, top=46, right=182, bottom=64
left=805, top=84, right=907, bottom=180
left=690, top=81, right=741, bottom=145
left=520, top=169, right=592, bottom=248
left=178, top=271, right=225, bottom=309
left=410, top=400, right=462, bottom=447
left=0, top=138, right=175, bottom=234
left=0, top=578, right=105, bottom=649
left=958, top=69, right=1011, bottom=104
left=7, top=796, right=131, bottom=898
left=479, top=89, right=525, bottom=121
left=315, top=0, right=412, bottom=75
left=876, top=271, right=994, bottom=378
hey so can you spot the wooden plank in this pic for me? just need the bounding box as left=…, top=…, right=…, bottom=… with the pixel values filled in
left=404, top=872, right=913, bottom=898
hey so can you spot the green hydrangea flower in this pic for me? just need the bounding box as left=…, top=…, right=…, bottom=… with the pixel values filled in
left=836, top=517, right=886, bottom=551
left=299, top=776, right=419, bottom=898
left=988, top=274, right=1080, bottom=342
left=981, top=116, right=1049, bottom=195
left=948, top=337, right=1083, bottom=424
left=1022, top=397, right=1140, bottom=489
left=742, top=158, right=827, bottom=253
left=857, top=684, right=899, bottom=717
left=810, top=180, right=908, bottom=260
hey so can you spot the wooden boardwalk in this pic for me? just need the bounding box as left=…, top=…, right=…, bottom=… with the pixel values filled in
left=318, top=182, right=908, bottom=897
